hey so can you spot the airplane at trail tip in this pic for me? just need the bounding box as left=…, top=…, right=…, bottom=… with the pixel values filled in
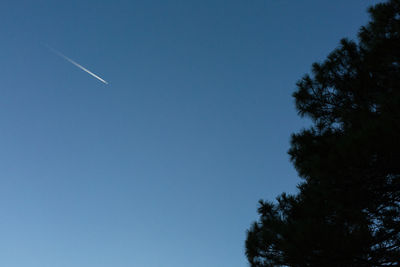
left=45, top=44, right=109, bottom=85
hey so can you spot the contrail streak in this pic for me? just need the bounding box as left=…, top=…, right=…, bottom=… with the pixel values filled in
left=45, top=44, right=108, bottom=84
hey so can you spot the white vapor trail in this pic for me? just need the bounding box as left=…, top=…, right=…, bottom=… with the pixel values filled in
left=45, top=45, right=108, bottom=84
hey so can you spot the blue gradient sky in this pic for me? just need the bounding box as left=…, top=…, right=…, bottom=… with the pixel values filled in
left=0, top=1, right=380, bottom=266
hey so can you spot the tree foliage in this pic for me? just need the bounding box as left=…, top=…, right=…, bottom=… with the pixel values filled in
left=246, top=1, right=400, bottom=266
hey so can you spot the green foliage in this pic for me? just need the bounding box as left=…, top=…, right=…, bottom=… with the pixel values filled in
left=246, top=1, right=400, bottom=266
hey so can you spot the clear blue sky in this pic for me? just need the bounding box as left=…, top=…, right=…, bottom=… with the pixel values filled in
left=0, top=1, right=381, bottom=266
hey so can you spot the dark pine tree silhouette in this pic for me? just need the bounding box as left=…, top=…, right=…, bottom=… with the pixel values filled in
left=246, top=1, right=400, bottom=266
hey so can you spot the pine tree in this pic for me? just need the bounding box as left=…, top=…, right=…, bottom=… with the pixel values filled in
left=246, top=1, right=400, bottom=266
